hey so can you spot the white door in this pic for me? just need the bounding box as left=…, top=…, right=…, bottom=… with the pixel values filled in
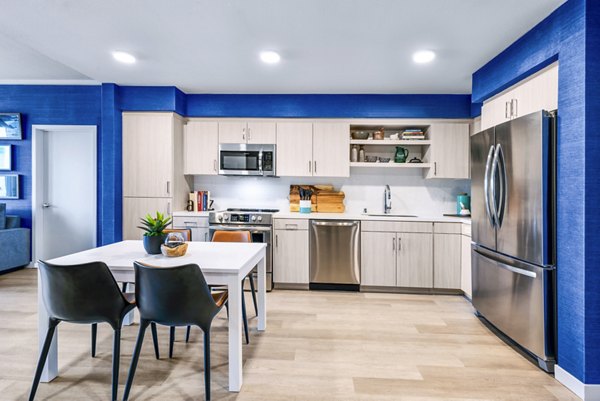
left=312, top=122, right=350, bottom=177
left=276, top=122, right=313, bottom=177
left=360, top=231, right=396, bottom=286
left=396, top=232, right=433, bottom=288
left=218, top=121, right=247, bottom=144
left=33, top=126, right=97, bottom=262
left=247, top=122, right=276, bottom=144
left=184, top=121, right=219, bottom=175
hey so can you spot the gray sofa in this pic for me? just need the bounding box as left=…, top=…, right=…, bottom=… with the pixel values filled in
left=0, top=213, right=31, bottom=273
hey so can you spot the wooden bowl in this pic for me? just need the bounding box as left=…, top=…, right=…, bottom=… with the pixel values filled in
left=161, top=242, right=188, bottom=257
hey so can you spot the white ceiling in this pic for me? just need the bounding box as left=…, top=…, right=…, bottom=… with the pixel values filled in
left=0, top=0, right=565, bottom=94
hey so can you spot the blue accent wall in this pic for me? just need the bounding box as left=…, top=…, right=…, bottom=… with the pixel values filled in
left=472, top=0, right=600, bottom=384
left=185, top=94, right=471, bottom=118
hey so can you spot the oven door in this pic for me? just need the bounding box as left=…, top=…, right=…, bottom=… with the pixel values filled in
left=219, top=144, right=275, bottom=176
left=209, top=224, right=273, bottom=291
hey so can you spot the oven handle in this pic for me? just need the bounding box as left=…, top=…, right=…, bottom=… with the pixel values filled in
left=210, top=225, right=272, bottom=232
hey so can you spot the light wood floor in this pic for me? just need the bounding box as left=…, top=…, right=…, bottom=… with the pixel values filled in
left=0, top=268, right=578, bottom=401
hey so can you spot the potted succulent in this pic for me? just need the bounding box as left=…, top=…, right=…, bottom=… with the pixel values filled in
left=138, top=212, right=172, bottom=254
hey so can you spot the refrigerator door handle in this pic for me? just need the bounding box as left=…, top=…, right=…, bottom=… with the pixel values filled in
left=484, top=145, right=496, bottom=227
left=473, top=248, right=537, bottom=278
left=496, top=144, right=508, bottom=227
left=491, top=144, right=502, bottom=227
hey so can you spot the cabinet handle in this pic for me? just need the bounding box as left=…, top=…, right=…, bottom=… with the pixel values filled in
left=314, top=161, right=317, bottom=174
left=505, top=101, right=510, bottom=119
left=167, top=202, right=171, bottom=215
left=308, top=161, right=312, bottom=173
left=166, top=181, right=171, bottom=195
left=183, top=221, right=198, bottom=227
left=276, top=234, right=278, bottom=248
left=247, top=128, right=251, bottom=141
left=512, top=98, right=518, bottom=118
left=213, top=159, right=217, bottom=172
left=434, top=162, right=437, bottom=176
left=285, top=224, right=298, bottom=230
left=204, top=232, right=208, bottom=242
left=242, top=128, right=246, bottom=142
left=392, top=237, right=396, bottom=251
left=398, top=238, right=401, bottom=251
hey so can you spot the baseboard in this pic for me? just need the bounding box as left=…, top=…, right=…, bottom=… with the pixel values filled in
left=555, top=365, right=600, bottom=400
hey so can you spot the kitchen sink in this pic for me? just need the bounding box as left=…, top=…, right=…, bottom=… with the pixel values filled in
left=363, top=213, right=418, bottom=218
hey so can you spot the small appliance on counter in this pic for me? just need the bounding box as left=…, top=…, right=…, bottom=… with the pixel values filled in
left=456, top=193, right=471, bottom=216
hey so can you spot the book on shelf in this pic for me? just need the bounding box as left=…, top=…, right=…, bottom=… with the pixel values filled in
left=191, top=190, right=211, bottom=211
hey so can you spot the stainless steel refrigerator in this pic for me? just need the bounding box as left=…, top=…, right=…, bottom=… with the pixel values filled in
left=471, top=110, right=556, bottom=372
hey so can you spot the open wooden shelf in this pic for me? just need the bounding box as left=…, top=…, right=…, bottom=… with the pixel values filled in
left=350, top=139, right=431, bottom=146
left=350, top=162, right=432, bottom=169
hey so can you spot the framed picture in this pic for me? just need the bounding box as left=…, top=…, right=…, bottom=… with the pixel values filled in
left=0, top=113, right=22, bottom=140
left=0, top=174, right=19, bottom=199
left=0, top=145, right=11, bottom=170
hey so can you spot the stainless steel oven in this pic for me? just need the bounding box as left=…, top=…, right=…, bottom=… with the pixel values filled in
left=219, top=143, right=276, bottom=176
left=209, top=208, right=277, bottom=291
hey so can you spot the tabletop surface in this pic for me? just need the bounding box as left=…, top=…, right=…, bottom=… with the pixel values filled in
left=47, top=240, right=267, bottom=274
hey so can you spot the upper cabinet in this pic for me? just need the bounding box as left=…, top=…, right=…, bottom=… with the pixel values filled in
left=276, top=121, right=350, bottom=178
left=218, top=121, right=276, bottom=144
left=123, top=112, right=175, bottom=198
left=313, top=122, right=350, bottom=177
left=424, top=123, right=470, bottom=179
left=184, top=121, right=219, bottom=175
left=481, top=63, right=558, bottom=131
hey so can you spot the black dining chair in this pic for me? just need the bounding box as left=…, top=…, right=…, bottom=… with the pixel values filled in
left=31, top=260, right=148, bottom=401
left=123, top=261, right=228, bottom=401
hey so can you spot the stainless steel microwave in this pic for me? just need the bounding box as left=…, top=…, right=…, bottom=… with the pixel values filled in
left=218, top=143, right=276, bottom=176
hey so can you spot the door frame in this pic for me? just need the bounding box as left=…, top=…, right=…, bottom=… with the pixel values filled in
left=31, top=125, right=97, bottom=265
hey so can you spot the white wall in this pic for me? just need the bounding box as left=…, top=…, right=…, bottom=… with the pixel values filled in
left=193, top=170, right=470, bottom=216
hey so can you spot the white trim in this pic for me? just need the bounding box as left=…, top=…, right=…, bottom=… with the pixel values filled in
left=556, top=365, right=600, bottom=400
left=0, top=79, right=100, bottom=86
left=31, top=125, right=97, bottom=264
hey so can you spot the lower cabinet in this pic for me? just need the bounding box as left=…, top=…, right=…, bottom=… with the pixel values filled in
left=361, top=231, right=433, bottom=288
left=460, top=229, right=472, bottom=298
left=172, top=216, right=209, bottom=242
left=273, top=227, right=309, bottom=284
left=433, top=233, right=462, bottom=289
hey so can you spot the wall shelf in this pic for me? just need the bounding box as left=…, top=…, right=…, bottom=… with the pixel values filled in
left=350, top=162, right=432, bottom=169
left=350, top=139, right=431, bottom=146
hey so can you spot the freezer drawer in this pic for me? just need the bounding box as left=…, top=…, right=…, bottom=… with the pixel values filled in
left=309, top=220, right=360, bottom=285
left=472, top=246, right=555, bottom=368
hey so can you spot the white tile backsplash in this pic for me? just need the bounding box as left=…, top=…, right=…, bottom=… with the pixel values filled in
left=193, top=170, right=470, bottom=215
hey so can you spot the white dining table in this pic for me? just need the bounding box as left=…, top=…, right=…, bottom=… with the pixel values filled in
left=38, top=240, right=267, bottom=392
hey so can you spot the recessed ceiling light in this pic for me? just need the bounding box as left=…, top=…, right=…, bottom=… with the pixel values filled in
left=412, top=50, right=436, bottom=64
left=260, top=51, right=281, bottom=64
left=112, top=51, right=136, bottom=64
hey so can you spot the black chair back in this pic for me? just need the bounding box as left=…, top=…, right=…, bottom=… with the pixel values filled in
left=133, top=261, right=220, bottom=331
left=38, top=260, right=131, bottom=329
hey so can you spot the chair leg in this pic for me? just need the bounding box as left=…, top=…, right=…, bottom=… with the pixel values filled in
left=91, top=323, right=97, bottom=357
left=169, top=326, right=175, bottom=359
left=248, top=274, right=258, bottom=317
left=111, top=328, right=121, bottom=401
left=29, top=319, right=59, bottom=401
left=123, top=320, right=149, bottom=401
left=150, top=322, right=160, bottom=359
left=241, top=284, right=249, bottom=345
left=203, top=328, right=211, bottom=401
left=185, top=325, right=191, bottom=343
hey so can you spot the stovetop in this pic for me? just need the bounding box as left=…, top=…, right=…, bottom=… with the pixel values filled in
left=226, top=208, right=280, bottom=213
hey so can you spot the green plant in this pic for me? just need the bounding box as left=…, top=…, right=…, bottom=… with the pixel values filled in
left=137, top=212, right=172, bottom=237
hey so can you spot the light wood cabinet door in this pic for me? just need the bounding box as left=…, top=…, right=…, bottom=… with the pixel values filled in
left=273, top=229, right=309, bottom=284
left=123, top=113, right=174, bottom=197
left=426, top=123, right=470, bottom=179
left=218, top=121, right=246, bottom=144
left=312, top=122, right=350, bottom=177
left=276, top=122, right=313, bottom=177
left=481, top=92, right=512, bottom=131
left=433, top=233, right=462, bottom=289
left=184, top=121, right=219, bottom=175
left=123, top=197, right=171, bottom=240
left=247, top=122, right=276, bottom=144
left=461, top=234, right=472, bottom=298
left=397, top=232, right=433, bottom=288
left=361, top=231, right=396, bottom=287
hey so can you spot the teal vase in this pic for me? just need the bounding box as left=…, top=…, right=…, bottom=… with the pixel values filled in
left=394, top=147, right=409, bottom=163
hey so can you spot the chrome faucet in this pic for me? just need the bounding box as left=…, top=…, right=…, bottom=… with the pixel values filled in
left=384, top=185, right=392, bottom=214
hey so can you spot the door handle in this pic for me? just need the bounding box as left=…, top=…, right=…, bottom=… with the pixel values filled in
left=474, top=249, right=537, bottom=278
left=242, top=128, right=246, bottom=142
left=491, top=145, right=503, bottom=227
left=434, top=161, right=437, bottom=176
left=166, top=181, right=171, bottom=195
left=275, top=234, right=278, bottom=248
left=512, top=99, right=518, bottom=118
left=308, top=161, right=312, bottom=173
left=167, top=202, right=171, bottom=215
left=484, top=145, right=496, bottom=227
left=247, top=128, right=251, bottom=141
left=398, top=238, right=401, bottom=251
left=392, top=237, right=396, bottom=251
left=204, top=232, right=208, bottom=242
left=213, top=159, right=217, bottom=172
left=495, top=144, right=508, bottom=228
left=314, top=161, right=317, bottom=174
left=505, top=101, right=510, bottom=119
left=42, top=203, right=51, bottom=208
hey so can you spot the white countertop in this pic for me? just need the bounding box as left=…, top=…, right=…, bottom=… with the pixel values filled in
left=273, top=211, right=471, bottom=224
left=172, top=211, right=211, bottom=217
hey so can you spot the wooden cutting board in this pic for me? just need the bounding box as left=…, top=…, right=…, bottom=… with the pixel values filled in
left=289, top=185, right=345, bottom=213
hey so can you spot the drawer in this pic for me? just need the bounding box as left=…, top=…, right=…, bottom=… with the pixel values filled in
left=461, top=223, right=472, bottom=237
left=361, top=220, right=433, bottom=233
left=274, top=219, right=309, bottom=231
left=433, top=223, right=462, bottom=234
left=172, top=216, right=209, bottom=228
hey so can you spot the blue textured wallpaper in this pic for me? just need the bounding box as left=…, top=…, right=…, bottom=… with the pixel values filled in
left=472, top=0, right=599, bottom=384
left=186, top=94, right=471, bottom=118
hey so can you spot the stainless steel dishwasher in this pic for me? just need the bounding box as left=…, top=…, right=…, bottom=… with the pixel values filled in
left=309, top=220, right=360, bottom=290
